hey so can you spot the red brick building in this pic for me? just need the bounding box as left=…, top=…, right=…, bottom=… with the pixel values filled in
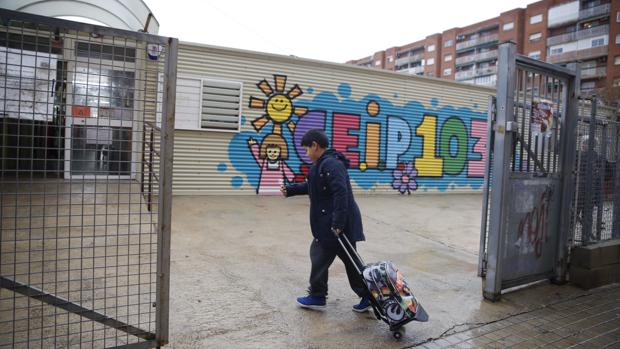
left=347, top=0, right=619, bottom=95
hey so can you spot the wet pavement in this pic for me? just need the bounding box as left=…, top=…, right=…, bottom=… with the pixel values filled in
left=167, top=194, right=618, bottom=349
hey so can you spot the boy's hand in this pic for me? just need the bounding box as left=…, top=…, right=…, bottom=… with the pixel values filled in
left=331, top=227, right=342, bottom=236
left=280, top=185, right=287, bottom=197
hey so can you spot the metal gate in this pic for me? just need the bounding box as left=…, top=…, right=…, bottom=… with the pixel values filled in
left=0, top=9, right=177, bottom=348
left=571, top=98, right=620, bottom=245
left=479, top=42, right=579, bottom=301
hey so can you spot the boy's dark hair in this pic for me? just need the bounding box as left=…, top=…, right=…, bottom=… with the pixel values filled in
left=301, top=129, right=329, bottom=148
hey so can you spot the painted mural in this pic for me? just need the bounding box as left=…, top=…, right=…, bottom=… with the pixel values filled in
left=221, top=74, right=488, bottom=195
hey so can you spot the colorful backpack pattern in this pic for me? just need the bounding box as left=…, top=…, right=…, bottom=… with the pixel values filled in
left=362, top=261, right=419, bottom=325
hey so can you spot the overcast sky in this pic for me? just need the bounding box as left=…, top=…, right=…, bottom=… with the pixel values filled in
left=144, top=0, right=533, bottom=63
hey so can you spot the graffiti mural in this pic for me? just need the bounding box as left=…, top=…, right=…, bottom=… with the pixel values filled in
left=223, top=74, right=488, bottom=195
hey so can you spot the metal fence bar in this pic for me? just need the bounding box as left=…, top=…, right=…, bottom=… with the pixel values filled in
left=582, top=98, right=598, bottom=243
left=478, top=95, right=495, bottom=277
left=614, top=130, right=620, bottom=239
left=555, top=62, right=578, bottom=282
left=596, top=123, right=607, bottom=240
left=484, top=42, right=517, bottom=301
left=0, top=277, right=155, bottom=341
left=155, top=36, right=177, bottom=346
left=104, top=340, right=159, bottom=349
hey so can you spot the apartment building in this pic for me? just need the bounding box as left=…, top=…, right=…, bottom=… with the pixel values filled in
left=347, top=0, right=620, bottom=95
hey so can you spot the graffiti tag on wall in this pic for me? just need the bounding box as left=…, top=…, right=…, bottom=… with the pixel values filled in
left=221, top=74, right=488, bottom=195
left=515, top=188, right=552, bottom=258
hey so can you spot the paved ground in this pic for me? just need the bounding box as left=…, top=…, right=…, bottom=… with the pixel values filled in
left=167, top=194, right=618, bottom=349
left=415, top=283, right=620, bottom=349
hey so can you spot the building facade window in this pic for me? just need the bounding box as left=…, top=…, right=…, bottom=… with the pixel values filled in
left=528, top=51, right=541, bottom=60
left=444, top=39, right=453, bottom=47
left=427, top=58, right=435, bottom=65
left=529, top=32, right=542, bottom=41
left=387, top=56, right=393, bottom=62
left=550, top=47, right=563, bottom=55
left=591, top=38, right=605, bottom=47
left=169, top=76, right=243, bottom=132
left=503, top=22, right=514, bottom=31
left=427, top=44, right=436, bottom=52
left=444, top=54, right=452, bottom=62
left=375, top=60, right=381, bottom=66
left=443, top=68, right=452, bottom=76
left=615, top=56, right=620, bottom=65
left=614, top=77, right=620, bottom=86
left=616, top=34, right=620, bottom=44
left=530, top=14, right=543, bottom=24
left=617, top=11, right=620, bottom=22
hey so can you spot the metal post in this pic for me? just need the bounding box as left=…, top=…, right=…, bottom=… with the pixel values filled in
left=596, top=123, right=607, bottom=239
left=156, top=37, right=177, bottom=346
left=554, top=62, right=579, bottom=284
left=478, top=96, right=495, bottom=277
left=141, top=123, right=146, bottom=194
left=483, top=42, right=517, bottom=301
left=583, top=97, right=598, bottom=243
left=148, top=129, right=154, bottom=212
left=613, top=128, right=620, bottom=239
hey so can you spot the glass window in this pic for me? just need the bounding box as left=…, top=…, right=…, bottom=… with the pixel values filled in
left=530, top=14, right=543, bottom=24
left=591, top=38, right=605, bottom=47
left=614, top=56, right=620, bottom=65
left=616, top=34, right=620, bottom=44
left=375, top=60, right=381, bottom=66
left=427, top=58, right=435, bottom=65
left=443, top=68, right=452, bottom=76
left=444, top=54, right=452, bottom=62
left=529, top=32, right=542, bottom=41
left=503, top=22, right=514, bottom=31
left=443, top=39, right=453, bottom=47
left=528, top=51, right=541, bottom=60
left=427, top=44, right=436, bottom=52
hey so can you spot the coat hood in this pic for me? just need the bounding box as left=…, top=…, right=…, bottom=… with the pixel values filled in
left=321, top=149, right=350, bottom=168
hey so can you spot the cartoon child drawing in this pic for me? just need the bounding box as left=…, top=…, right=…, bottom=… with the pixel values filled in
left=248, top=134, right=295, bottom=195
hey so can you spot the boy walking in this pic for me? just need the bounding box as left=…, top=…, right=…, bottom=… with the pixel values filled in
left=281, top=129, right=370, bottom=312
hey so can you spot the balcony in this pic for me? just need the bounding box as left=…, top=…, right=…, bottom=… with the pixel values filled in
left=547, top=45, right=608, bottom=64
left=394, top=53, right=424, bottom=67
left=455, top=34, right=499, bottom=51
left=547, top=25, right=609, bottom=46
left=581, top=66, right=607, bottom=79
left=404, top=66, right=424, bottom=75
left=455, top=49, right=498, bottom=66
left=579, top=3, right=610, bottom=21
left=455, top=65, right=497, bottom=80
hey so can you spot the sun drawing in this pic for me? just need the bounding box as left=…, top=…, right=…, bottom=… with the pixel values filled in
left=248, top=74, right=308, bottom=135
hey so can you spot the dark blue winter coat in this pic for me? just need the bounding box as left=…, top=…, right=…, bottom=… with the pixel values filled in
left=285, top=149, right=364, bottom=249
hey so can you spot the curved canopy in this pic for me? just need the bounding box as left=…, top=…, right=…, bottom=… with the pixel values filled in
left=0, top=0, right=159, bottom=34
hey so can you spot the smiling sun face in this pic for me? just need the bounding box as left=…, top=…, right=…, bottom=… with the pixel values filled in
left=249, top=74, right=308, bottom=135
left=267, top=94, right=292, bottom=122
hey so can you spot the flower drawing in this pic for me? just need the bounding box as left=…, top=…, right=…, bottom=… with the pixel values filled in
left=392, top=162, right=418, bottom=195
